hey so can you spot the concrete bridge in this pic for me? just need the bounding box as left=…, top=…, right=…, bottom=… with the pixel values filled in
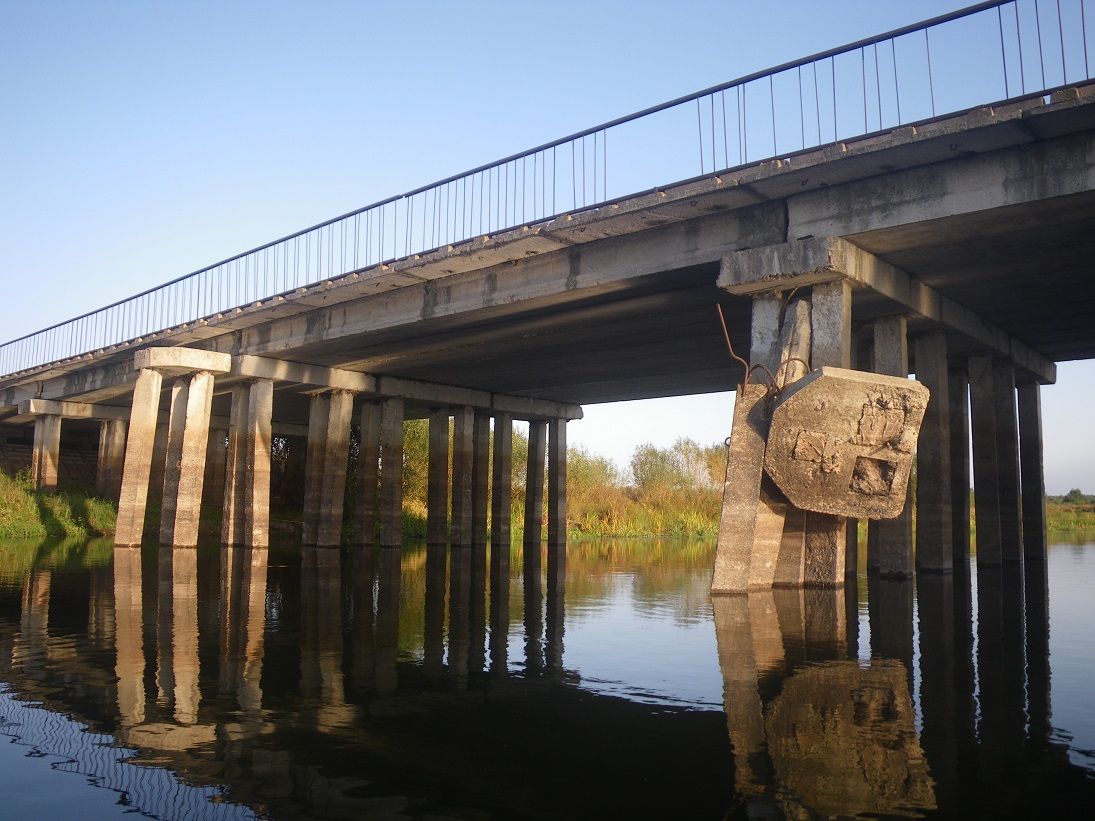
left=1, top=1, right=1093, bottom=582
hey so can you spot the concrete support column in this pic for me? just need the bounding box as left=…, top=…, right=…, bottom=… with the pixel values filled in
left=159, top=370, right=216, bottom=547
left=1017, top=381, right=1048, bottom=561
left=968, top=354, right=1002, bottom=565
left=804, top=280, right=851, bottom=586
left=869, top=315, right=912, bottom=578
left=116, top=367, right=164, bottom=546
left=427, top=409, right=450, bottom=545
left=316, top=389, right=355, bottom=547
left=525, top=420, right=547, bottom=546
left=201, top=426, right=227, bottom=511
left=472, top=411, right=491, bottom=547
left=992, top=361, right=1023, bottom=563
left=914, top=333, right=953, bottom=572
left=148, top=420, right=169, bottom=507
left=244, top=378, right=274, bottom=549
left=547, top=418, right=567, bottom=546
left=301, top=393, right=330, bottom=546
left=451, top=406, right=475, bottom=546
left=353, top=401, right=382, bottom=546
left=491, top=413, right=513, bottom=550
left=30, top=414, right=62, bottom=492
left=379, top=397, right=404, bottom=548
left=221, top=385, right=249, bottom=547
left=948, top=365, right=972, bottom=565
left=96, top=419, right=127, bottom=501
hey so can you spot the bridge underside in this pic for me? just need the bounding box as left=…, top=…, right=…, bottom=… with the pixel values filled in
left=1, top=84, right=1093, bottom=567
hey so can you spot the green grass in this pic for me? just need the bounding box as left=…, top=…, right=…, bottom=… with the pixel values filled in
left=0, top=469, right=117, bottom=540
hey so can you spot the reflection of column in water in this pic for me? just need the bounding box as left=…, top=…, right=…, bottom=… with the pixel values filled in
left=867, top=576, right=914, bottom=678
left=999, top=564, right=1028, bottom=764
left=489, top=545, right=511, bottom=678
left=523, top=544, right=544, bottom=675
left=951, top=563, right=979, bottom=782
left=712, top=594, right=774, bottom=802
left=469, top=546, right=487, bottom=676
left=15, top=568, right=51, bottom=668
left=977, top=562, right=1029, bottom=783
left=375, top=547, right=401, bottom=693
left=114, top=548, right=145, bottom=728
left=88, top=564, right=115, bottom=648
left=764, top=659, right=935, bottom=816
left=347, top=546, right=376, bottom=694
left=804, top=587, right=847, bottom=661
left=238, top=548, right=268, bottom=717
left=219, top=546, right=246, bottom=695
left=300, top=546, right=344, bottom=707
left=545, top=543, right=565, bottom=680
left=170, top=547, right=200, bottom=726
left=423, top=544, right=447, bottom=680
left=917, top=572, right=959, bottom=812
left=156, top=547, right=174, bottom=708
left=448, top=547, right=472, bottom=690
left=1025, top=558, right=1051, bottom=743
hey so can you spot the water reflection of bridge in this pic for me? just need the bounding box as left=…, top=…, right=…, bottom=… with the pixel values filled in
left=1, top=541, right=1091, bottom=818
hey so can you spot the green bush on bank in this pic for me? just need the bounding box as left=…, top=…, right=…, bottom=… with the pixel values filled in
left=0, top=469, right=117, bottom=540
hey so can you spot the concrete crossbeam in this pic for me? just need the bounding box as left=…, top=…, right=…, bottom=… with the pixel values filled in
left=231, top=355, right=375, bottom=392
left=719, top=236, right=1055, bottom=384
left=16, top=398, right=130, bottom=423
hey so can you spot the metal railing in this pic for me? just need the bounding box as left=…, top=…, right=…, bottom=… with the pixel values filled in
left=3, top=0, right=1092, bottom=379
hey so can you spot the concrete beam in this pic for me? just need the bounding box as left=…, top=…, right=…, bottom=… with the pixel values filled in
left=377, top=376, right=491, bottom=409
left=719, top=236, right=1056, bottom=384
left=134, top=347, right=232, bottom=376
left=15, top=398, right=130, bottom=424
left=231, top=355, right=375, bottom=393
left=490, top=395, right=584, bottom=421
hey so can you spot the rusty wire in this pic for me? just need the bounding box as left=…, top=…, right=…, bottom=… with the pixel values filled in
left=716, top=304, right=751, bottom=386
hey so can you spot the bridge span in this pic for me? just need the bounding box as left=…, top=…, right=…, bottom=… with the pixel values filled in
left=2, top=2, right=1094, bottom=585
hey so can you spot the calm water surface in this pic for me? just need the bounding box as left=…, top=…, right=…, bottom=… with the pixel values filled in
left=0, top=536, right=1092, bottom=819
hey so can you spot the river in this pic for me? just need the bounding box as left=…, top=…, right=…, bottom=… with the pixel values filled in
left=0, top=536, right=1092, bottom=819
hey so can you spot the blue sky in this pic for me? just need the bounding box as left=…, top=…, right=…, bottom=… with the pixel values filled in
left=2, top=0, right=1092, bottom=493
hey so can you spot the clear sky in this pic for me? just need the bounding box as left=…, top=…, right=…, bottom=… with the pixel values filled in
left=2, top=0, right=1092, bottom=494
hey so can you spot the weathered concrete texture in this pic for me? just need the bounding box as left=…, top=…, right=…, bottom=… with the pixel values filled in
left=749, top=293, right=783, bottom=376
left=491, top=413, right=513, bottom=549
left=472, top=411, right=491, bottom=547
left=353, top=401, right=381, bottom=546
left=969, top=354, right=1002, bottom=565
left=301, top=393, right=330, bottom=546
left=751, top=480, right=798, bottom=589
left=524, top=420, right=547, bottom=546
left=379, top=397, right=404, bottom=547
left=134, top=347, right=231, bottom=376
left=1017, top=381, right=1048, bottom=560
left=244, top=378, right=273, bottom=549
left=427, top=409, right=449, bottom=545
left=30, top=413, right=62, bottom=492
left=992, top=361, right=1023, bottom=563
left=547, top=418, right=567, bottom=545
left=96, top=418, right=127, bottom=501
left=712, top=384, right=770, bottom=593
left=451, top=407, right=475, bottom=546
left=914, top=333, right=953, bottom=572
left=201, top=425, right=226, bottom=511
left=221, top=385, right=249, bottom=547
left=774, top=298, right=811, bottom=389
left=317, top=389, right=355, bottom=546
left=804, top=281, right=852, bottom=587
left=764, top=367, right=929, bottom=520
left=159, top=371, right=215, bottom=547
left=948, top=365, right=972, bottom=564
left=869, top=316, right=913, bottom=578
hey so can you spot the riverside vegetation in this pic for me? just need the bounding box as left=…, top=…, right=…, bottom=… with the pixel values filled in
left=1, top=420, right=1093, bottom=541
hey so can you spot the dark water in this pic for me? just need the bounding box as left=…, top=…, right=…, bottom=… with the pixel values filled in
left=0, top=536, right=1092, bottom=820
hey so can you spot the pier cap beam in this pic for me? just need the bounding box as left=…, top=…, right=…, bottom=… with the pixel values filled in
left=718, top=236, right=1055, bottom=385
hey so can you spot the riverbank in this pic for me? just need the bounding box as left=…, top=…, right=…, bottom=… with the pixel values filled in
left=0, top=470, right=116, bottom=540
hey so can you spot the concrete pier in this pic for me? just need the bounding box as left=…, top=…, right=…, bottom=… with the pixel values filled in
left=948, top=365, right=972, bottom=565
left=969, top=354, right=1002, bottom=565
left=992, top=362, right=1023, bottom=563
left=379, top=397, right=405, bottom=548
left=30, top=412, right=61, bottom=493
left=525, top=420, right=547, bottom=546
left=96, top=418, right=127, bottom=501
left=547, top=418, right=566, bottom=546
left=1017, top=381, right=1048, bottom=560
left=427, top=409, right=449, bottom=545
left=451, top=407, right=475, bottom=546
left=353, top=401, right=382, bottom=547
left=914, top=333, right=952, bottom=573
left=869, top=315, right=912, bottom=578
left=491, top=413, right=513, bottom=549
